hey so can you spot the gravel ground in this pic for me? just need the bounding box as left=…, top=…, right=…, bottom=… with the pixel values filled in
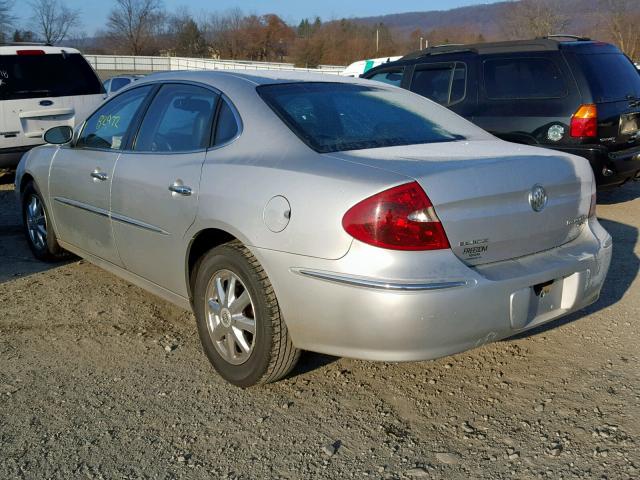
left=0, top=174, right=638, bottom=479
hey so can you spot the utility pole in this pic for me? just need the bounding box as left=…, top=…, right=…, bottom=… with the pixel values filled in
left=376, top=28, right=379, bottom=53
left=420, top=36, right=423, bottom=50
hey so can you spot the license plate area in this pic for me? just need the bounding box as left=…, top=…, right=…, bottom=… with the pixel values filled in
left=619, top=113, right=639, bottom=136
left=509, top=271, right=588, bottom=330
left=21, top=114, right=73, bottom=138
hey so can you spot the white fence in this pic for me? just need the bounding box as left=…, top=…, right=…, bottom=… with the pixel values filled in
left=84, top=55, right=345, bottom=75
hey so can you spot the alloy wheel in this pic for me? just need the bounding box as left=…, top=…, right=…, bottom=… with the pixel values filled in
left=26, top=195, right=47, bottom=251
left=205, top=269, right=256, bottom=365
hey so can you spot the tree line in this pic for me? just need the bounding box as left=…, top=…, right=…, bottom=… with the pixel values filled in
left=1, top=0, right=639, bottom=65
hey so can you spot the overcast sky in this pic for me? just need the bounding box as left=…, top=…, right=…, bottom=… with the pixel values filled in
left=16, top=0, right=504, bottom=36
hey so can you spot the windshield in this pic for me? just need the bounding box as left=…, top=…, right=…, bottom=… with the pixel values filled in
left=0, top=53, right=103, bottom=100
left=577, top=53, right=640, bottom=102
left=258, top=82, right=466, bottom=153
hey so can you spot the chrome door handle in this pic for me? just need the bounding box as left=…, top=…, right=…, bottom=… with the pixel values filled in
left=168, top=183, right=192, bottom=196
left=91, top=170, right=108, bottom=181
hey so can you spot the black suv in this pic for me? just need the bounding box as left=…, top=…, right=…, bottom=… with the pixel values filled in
left=363, top=37, right=640, bottom=189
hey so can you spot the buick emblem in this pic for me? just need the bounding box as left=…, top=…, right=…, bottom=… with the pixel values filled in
left=529, top=184, right=548, bottom=212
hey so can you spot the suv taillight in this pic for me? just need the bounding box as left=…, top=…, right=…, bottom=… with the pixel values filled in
left=570, top=104, right=598, bottom=138
left=342, top=181, right=450, bottom=251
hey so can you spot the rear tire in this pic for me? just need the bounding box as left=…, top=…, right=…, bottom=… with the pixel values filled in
left=193, top=241, right=300, bottom=387
left=21, top=181, right=65, bottom=261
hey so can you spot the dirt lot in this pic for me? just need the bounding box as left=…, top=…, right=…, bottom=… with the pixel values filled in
left=0, top=175, right=638, bottom=479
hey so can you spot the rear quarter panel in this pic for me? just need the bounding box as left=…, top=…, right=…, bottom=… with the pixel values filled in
left=188, top=81, right=412, bottom=260
left=473, top=52, right=581, bottom=146
left=193, top=135, right=411, bottom=260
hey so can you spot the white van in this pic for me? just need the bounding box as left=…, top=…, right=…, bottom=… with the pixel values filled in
left=340, top=56, right=402, bottom=77
left=0, top=44, right=104, bottom=169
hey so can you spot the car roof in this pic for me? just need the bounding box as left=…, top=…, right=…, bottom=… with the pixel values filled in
left=0, top=44, right=81, bottom=55
left=399, top=37, right=620, bottom=60
left=135, top=69, right=371, bottom=91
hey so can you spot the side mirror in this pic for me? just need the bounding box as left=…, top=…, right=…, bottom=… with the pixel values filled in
left=43, top=125, right=73, bottom=145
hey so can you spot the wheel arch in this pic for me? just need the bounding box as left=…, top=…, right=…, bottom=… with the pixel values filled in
left=186, top=227, right=239, bottom=301
left=19, top=172, right=35, bottom=196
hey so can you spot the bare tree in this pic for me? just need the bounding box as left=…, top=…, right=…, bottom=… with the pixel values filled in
left=0, top=0, right=15, bottom=41
left=107, top=0, right=164, bottom=55
left=502, top=0, right=570, bottom=39
left=600, top=0, right=640, bottom=59
left=29, top=0, right=79, bottom=44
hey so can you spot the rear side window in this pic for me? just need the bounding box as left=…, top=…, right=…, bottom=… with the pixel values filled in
left=258, top=82, right=464, bottom=153
left=77, top=85, right=152, bottom=150
left=577, top=53, right=640, bottom=102
left=483, top=57, right=567, bottom=100
left=367, top=68, right=404, bottom=87
left=410, top=63, right=466, bottom=105
left=134, top=84, right=218, bottom=153
left=0, top=53, right=103, bottom=100
left=214, top=100, right=239, bottom=145
left=110, top=77, right=131, bottom=93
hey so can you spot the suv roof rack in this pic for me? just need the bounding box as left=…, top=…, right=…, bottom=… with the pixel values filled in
left=0, top=42, right=53, bottom=46
left=401, top=37, right=598, bottom=60
left=541, top=34, right=591, bottom=41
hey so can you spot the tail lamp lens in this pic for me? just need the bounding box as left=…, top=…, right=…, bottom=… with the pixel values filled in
left=342, top=181, right=450, bottom=251
left=570, top=104, right=598, bottom=138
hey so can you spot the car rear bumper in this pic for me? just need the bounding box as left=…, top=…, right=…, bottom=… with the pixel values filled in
left=551, top=144, right=640, bottom=189
left=0, top=145, right=40, bottom=169
left=254, top=219, right=612, bottom=361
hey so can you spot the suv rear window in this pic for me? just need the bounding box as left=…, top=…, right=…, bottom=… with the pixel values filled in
left=576, top=53, right=640, bottom=102
left=0, top=53, right=103, bottom=100
left=483, top=57, right=567, bottom=100
left=258, top=82, right=463, bottom=153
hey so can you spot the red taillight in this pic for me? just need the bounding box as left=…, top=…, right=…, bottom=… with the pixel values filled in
left=342, top=181, right=450, bottom=251
left=570, top=104, right=597, bottom=138
left=16, top=50, right=45, bottom=55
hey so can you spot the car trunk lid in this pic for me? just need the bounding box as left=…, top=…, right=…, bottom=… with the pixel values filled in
left=329, top=140, right=593, bottom=265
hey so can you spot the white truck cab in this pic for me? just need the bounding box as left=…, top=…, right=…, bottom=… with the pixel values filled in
left=0, top=44, right=104, bottom=169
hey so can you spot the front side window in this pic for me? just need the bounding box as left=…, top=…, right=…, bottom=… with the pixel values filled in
left=0, top=53, right=103, bottom=100
left=258, top=82, right=465, bottom=153
left=76, top=85, right=153, bottom=150
left=483, top=57, right=567, bottom=100
left=134, top=84, right=218, bottom=153
left=367, top=68, right=404, bottom=87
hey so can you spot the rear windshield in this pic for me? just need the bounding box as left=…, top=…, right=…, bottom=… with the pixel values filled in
left=0, top=53, right=103, bottom=100
left=577, top=53, right=640, bottom=102
left=258, top=82, right=464, bottom=153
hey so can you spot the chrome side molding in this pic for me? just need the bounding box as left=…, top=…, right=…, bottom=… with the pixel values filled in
left=54, top=197, right=169, bottom=235
left=291, top=268, right=471, bottom=291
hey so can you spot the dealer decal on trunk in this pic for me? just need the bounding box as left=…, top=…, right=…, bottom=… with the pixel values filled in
left=460, top=238, right=489, bottom=259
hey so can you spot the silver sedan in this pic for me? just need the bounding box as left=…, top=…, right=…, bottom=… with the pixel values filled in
left=15, top=71, right=612, bottom=386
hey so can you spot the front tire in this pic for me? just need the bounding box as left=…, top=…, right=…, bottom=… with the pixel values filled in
left=193, top=241, right=300, bottom=387
left=21, top=181, right=65, bottom=261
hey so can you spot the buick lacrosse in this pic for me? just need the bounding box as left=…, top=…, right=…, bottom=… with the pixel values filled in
left=16, top=71, right=612, bottom=386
